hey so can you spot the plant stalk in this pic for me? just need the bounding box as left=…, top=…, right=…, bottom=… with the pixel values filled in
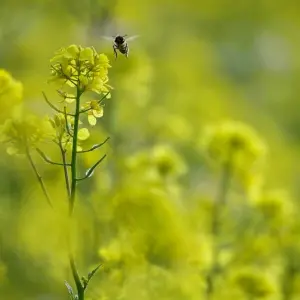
left=66, top=76, right=85, bottom=299
left=69, top=85, right=81, bottom=216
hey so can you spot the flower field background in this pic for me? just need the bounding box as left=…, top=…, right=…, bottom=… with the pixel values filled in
left=1, top=1, right=300, bottom=299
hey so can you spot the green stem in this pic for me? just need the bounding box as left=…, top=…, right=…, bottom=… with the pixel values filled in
left=26, top=146, right=53, bottom=208
left=69, top=85, right=81, bottom=216
left=206, top=147, right=233, bottom=299
left=66, top=74, right=85, bottom=299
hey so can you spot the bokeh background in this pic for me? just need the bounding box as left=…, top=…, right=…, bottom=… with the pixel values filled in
left=1, top=1, right=300, bottom=299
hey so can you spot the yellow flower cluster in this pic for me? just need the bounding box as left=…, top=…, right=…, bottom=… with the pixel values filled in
left=49, top=45, right=112, bottom=127
left=49, top=44, right=111, bottom=92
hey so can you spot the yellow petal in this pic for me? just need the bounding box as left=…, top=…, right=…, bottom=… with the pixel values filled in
left=88, top=115, right=97, bottom=126
left=65, top=97, right=75, bottom=104
left=81, top=101, right=91, bottom=110
left=93, top=107, right=103, bottom=118
left=66, top=45, right=80, bottom=58
left=78, top=128, right=90, bottom=140
left=79, top=48, right=94, bottom=64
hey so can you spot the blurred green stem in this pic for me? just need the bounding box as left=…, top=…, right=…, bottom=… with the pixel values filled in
left=206, top=146, right=233, bottom=298
left=25, top=146, right=53, bottom=208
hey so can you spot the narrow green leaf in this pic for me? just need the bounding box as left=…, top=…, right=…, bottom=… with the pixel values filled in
left=88, top=264, right=102, bottom=280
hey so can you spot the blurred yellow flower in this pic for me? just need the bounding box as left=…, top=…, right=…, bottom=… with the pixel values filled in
left=0, top=113, right=54, bottom=156
left=126, top=144, right=187, bottom=180
left=201, top=120, right=267, bottom=179
left=99, top=240, right=122, bottom=263
left=152, top=144, right=187, bottom=178
left=0, top=69, right=23, bottom=121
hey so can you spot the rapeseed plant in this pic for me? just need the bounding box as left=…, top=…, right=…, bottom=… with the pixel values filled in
left=0, top=44, right=112, bottom=300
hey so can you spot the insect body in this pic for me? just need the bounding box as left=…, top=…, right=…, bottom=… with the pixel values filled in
left=102, top=34, right=139, bottom=59
left=113, top=35, right=129, bottom=58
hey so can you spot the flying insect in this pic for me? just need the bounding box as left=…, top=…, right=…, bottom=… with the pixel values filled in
left=102, top=34, right=139, bottom=59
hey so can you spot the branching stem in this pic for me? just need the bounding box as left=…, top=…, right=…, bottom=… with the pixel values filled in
left=26, top=146, right=53, bottom=208
left=76, top=154, right=107, bottom=181
left=77, top=137, right=110, bottom=154
left=58, top=142, right=71, bottom=199
left=79, top=92, right=110, bottom=114
left=42, top=91, right=74, bottom=116
left=36, top=148, right=70, bottom=166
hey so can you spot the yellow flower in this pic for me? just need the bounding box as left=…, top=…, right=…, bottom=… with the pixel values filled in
left=82, top=100, right=104, bottom=126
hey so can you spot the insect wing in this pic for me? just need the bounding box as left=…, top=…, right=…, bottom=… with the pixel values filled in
left=100, top=35, right=115, bottom=41
left=126, top=35, right=140, bottom=42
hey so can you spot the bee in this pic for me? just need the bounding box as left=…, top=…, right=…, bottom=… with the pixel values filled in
left=102, top=34, right=139, bottom=59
